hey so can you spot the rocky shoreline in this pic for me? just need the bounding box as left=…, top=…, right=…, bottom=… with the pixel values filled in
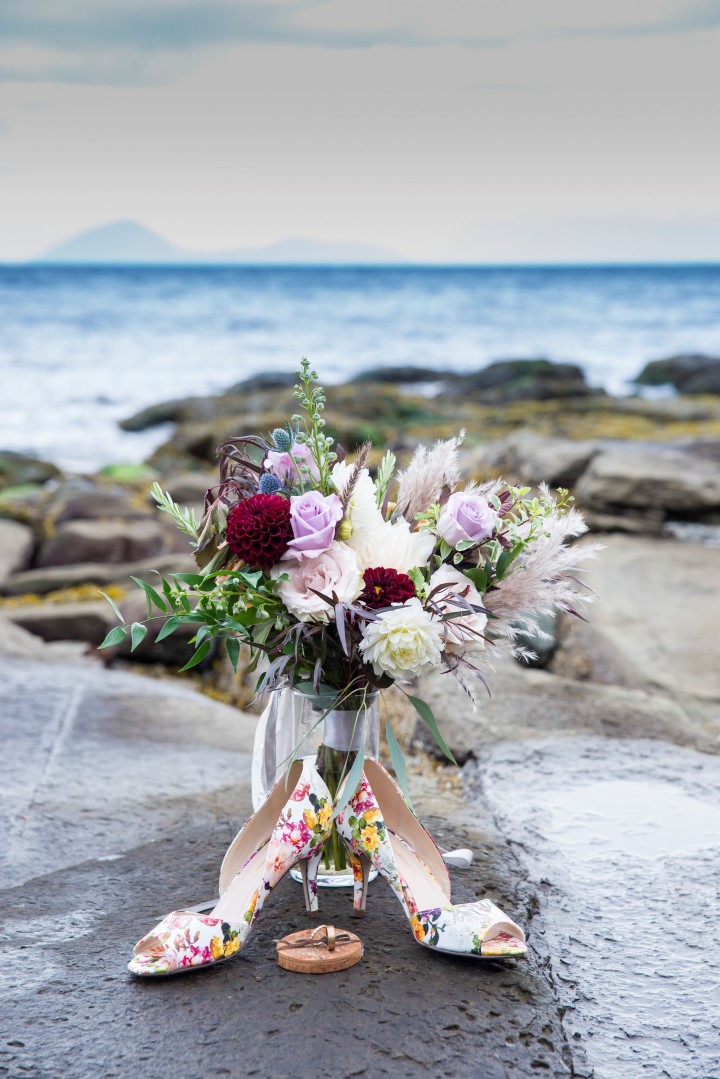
left=1, top=354, right=719, bottom=750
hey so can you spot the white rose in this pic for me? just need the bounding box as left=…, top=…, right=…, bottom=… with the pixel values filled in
left=270, top=541, right=363, bottom=623
left=429, top=564, right=487, bottom=654
left=350, top=517, right=435, bottom=574
left=359, top=597, right=443, bottom=681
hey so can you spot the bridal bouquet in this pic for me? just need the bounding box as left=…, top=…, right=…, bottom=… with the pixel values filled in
left=101, top=360, right=594, bottom=791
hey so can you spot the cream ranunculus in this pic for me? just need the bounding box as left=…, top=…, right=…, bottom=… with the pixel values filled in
left=359, top=597, right=443, bottom=681
left=270, top=541, right=363, bottom=622
left=428, top=564, right=487, bottom=654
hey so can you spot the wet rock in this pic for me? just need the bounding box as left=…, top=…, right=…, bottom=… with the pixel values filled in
left=4, top=601, right=116, bottom=645
left=439, top=359, right=598, bottom=403
left=575, top=444, right=720, bottom=523
left=476, top=735, right=720, bottom=1079
left=0, top=519, right=34, bottom=582
left=0, top=552, right=195, bottom=597
left=0, top=450, right=61, bottom=490
left=37, top=519, right=167, bottom=567
left=224, top=371, right=297, bottom=394
left=460, top=429, right=599, bottom=488
left=119, top=397, right=194, bottom=431
left=634, top=354, right=720, bottom=395
left=352, top=365, right=451, bottom=384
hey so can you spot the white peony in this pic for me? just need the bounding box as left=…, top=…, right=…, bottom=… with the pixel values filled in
left=270, top=541, right=363, bottom=623
left=331, top=461, right=384, bottom=535
left=349, top=517, right=435, bottom=574
left=331, top=459, right=434, bottom=573
left=428, top=564, right=487, bottom=654
left=359, top=598, right=443, bottom=681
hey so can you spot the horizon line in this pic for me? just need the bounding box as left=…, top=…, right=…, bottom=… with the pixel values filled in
left=4, top=258, right=720, bottom=270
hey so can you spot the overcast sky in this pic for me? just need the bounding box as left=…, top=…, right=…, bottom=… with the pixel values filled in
left=1, top=1, right=720, bottom=261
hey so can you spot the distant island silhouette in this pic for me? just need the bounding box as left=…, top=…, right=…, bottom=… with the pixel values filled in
left=37, top=220, right=402, bottom=265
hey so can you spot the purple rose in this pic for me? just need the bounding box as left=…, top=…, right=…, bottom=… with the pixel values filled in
left=284, top=491, right=344, bottom=559
left=265, top=443, right=319, bottom=485
left=437, top=492, right=498, bottom=547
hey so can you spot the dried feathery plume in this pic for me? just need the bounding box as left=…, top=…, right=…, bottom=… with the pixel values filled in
left=395, top=431, right=465, bottom=523
left=340, top=441, right=371, bottom=514
left=484, top=510, right=603, bottom=655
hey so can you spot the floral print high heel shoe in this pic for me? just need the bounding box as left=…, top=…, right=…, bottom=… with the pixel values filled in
left=128, top=757, right=333, bottom=977
left=335, top=758, right=526, bottom=960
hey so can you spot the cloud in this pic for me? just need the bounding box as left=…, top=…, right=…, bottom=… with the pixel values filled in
left=0, top=1, right=714, bottom=84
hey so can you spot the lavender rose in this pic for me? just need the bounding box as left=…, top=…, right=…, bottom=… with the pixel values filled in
left=265, top=443, right=319, bottom=485
left=284, top=490, right=343, bottom=559
left=437, top=492, right=498, bottom=547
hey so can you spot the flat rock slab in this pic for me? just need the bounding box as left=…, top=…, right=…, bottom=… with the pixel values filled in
left=473, top=736, right=720, bottom=1079
left=0, top=656, right=257, bottom=890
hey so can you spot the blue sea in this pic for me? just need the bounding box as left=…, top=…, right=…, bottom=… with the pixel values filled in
left=1, top=264, right=719, bottom=472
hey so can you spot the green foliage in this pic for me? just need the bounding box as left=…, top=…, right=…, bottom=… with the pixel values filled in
left=150, top=482, right=200, bottom=540
left=292, top=358, right=337, bottom=493
left=374, top=450, right=396, bottom=508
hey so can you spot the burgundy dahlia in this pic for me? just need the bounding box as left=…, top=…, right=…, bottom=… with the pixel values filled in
left=225, top=494, right=292, bottom=569
left=360, top=566, right=416, bottom=610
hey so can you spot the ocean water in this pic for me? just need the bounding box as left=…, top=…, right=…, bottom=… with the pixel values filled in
left=1, top=264, right=719, bottom=472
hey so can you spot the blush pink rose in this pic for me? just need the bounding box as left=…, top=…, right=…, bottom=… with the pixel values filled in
left=285, top=490, right=343, bottom=559
left=265, top=443, right=319, bottom=485
left=437, top=492, right=498, bottom=547
left=270, top=542, right=363, bottom=622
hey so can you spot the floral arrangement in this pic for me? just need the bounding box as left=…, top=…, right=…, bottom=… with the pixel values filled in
left=101, top=360, right=595, bottom=786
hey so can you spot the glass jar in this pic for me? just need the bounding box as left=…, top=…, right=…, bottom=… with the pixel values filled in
left=251, top=685, right=380, bottom=888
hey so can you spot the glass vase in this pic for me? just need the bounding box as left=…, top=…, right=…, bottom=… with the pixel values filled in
left=251, top=685, right=380, bottom=888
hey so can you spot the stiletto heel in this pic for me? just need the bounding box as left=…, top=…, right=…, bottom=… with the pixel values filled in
left=127, top=758, right=333, bottom=977
left=348, top=850, right=371, bottom=917
left=299, top=845, right=324, bottom=915
left=336, top=759, right=526, bottom=960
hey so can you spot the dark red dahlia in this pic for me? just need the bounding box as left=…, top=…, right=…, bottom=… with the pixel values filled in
left=225, top=494, right=292, bottom=569
left=360, top=567, right=416, bottom=610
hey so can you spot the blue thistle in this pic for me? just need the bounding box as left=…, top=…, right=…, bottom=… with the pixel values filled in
left=272, top=427, right=292, bottom=451
left=258, top=473, right=282, bottom=495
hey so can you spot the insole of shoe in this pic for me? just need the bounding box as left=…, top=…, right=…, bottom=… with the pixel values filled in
left=389, top=831, right=450, bottom=911
left=212, top=844, right=268, bottom=922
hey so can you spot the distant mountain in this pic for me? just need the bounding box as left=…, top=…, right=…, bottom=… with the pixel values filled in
left=38, top=220, right=401, bottom=265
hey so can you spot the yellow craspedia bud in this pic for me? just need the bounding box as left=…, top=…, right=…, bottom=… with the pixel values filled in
left=337, top=518, right=353, bottom=541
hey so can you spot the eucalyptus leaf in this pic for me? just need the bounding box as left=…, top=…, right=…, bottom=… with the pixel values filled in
left=155, top=616, right=183, bottom=642
left=98, top=590, right=124, bottom=624
left=98, top=625, right=127, bottom=650
left=385, top=719, right=412, bottom=806
left=130, top=622, right=148, bottom=652
left=130, top=576, right=168, bottom=616
left=179, top=639, right=212, bottom=672
left=225, top=637, right=240, bottom=671
left=406, top=694, right=457, bottom=765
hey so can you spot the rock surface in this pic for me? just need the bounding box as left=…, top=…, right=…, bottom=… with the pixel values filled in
left=633, top=353, right=720, bottom=395
left=1, top=639, right=716, bottom=1078
left=439, top=359, right=598, bottom=403
left=474, top=736, right=720, bottom=1079
left=575, top=444, right=720, bottom=523
left=0, top=449, right=61, bottom=489
left=0, top=518, right=34, bottom=582
left=461, top=429, right=600, bottom=487
left=0, top=551, right=194, bottom=596
left=37, top=518, right=168, bottom=567
left=4, top=601, right=116, bottom=644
